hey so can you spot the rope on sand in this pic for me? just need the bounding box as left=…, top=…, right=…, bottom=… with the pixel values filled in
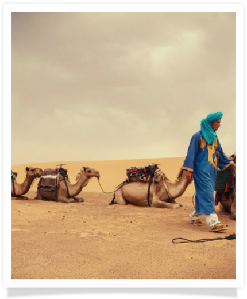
left=172, top=233, right=236, bottom=244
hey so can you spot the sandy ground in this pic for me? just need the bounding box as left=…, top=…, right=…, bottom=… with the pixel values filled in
left=11, top=158, right=236, bottom=279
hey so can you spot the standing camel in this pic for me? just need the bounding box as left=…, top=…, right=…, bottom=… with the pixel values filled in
left=35, top=167, right=100, bottom=203
left=111, top=168, right=190, bottom=208
left=11, top=167, right=43, bottom=199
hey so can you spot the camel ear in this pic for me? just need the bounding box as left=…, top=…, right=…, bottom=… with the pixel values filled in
left=26, top=167, right=29, bottom=171
left=83, top=167, right=87, bottom=171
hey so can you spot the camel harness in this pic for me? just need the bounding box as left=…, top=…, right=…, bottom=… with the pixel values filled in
left=11, top=170, right=17, bottom=196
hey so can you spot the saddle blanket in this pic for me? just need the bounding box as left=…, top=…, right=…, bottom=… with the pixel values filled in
left=11, top=170, right=18, bottom=180
left=38, top=168, right=61, bottom=192
left=126, top=164, right=159, bottom=182
left=215, top=166, right=236, bottom=205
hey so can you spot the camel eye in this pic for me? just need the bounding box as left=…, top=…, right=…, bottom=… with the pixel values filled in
left=88, top=170, right=91, bottom=173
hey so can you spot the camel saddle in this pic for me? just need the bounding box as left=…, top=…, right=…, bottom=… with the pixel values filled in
left=215, top=168, right=232, bottom=192
left=38, top=167, right=68, bottom=192
left=126, top=164, right=159, bottom=182
left=215, top=166, right=235, bottom=204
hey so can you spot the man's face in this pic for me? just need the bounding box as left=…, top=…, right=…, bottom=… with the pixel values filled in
left=211, top=120, right=221, bottom=132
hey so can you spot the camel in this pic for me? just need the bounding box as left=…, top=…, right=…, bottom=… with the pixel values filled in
left=11, top=167, right=43, bottom=199
left=215, top=161, right=236, bottom=220
left=111, top=168, right=190, bottom=208
left=35, top=167, right=100, bottom=203
left=218, top=188, right=236, bottom=220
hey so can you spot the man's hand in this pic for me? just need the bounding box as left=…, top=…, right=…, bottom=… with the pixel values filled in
left=186, top=171, right=194, bottom=182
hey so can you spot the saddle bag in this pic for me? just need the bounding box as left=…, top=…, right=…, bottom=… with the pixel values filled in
left=215, top=168, right=231, bottom=192
left=38, top=168, right=61, bottom=192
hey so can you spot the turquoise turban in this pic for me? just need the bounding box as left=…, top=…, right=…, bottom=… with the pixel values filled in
left=200, top=112, right=223, bottom=144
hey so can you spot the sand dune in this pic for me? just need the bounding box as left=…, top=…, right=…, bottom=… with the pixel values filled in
left=11, top=158, right=236, bottom=280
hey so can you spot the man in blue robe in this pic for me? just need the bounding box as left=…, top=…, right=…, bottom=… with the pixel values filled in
left=182, top=112, right=235, bottom=232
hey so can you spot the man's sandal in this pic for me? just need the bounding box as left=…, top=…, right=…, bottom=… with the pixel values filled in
left=210, top=223, right=227, bottom=232
left=191, top=219, right=203, bottom=226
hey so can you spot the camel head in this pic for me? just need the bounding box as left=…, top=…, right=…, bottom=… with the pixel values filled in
left=25, top=167, right=43, bottom=178
left=176, top=168, right=191, bottom=184
left=153, top=170, right=166, bottom=183
left=83, top=167, right=100, bottom=179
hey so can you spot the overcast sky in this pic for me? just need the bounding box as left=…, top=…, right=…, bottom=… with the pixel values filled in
left=11, top=12, right=236, bottom=165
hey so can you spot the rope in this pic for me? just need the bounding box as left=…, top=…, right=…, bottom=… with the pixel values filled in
left=172, top=233, right=236, bottom=244
left=192, top=193, right=195, bottom=206
left=147, top=176, right=154, bottom=207
left=97, top=178, right=114, bottom=194
left=63, top=178, right=70, bottom=198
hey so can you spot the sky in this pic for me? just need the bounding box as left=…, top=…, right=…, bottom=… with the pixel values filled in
left=11, top=11, right=236, bottom=165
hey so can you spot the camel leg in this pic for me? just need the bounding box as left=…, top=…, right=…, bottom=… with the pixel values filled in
left=58, top=197, right=76, bottom=203
left=56, top=188, right=76, bottom=203
left=35, top=189, right=44, bottom=200
left=219, top=200, right=232, bottom=214
left=178, top=203, right=187, bottom=208
left=152, top=199, right=180, bottom=209
left=11, top=195, right=28, bottom=200
left=230, top=188, right=236, bottom=220
left=74, top=196, right=84, bottom=202
left=168, top=198, right=187, bottom=208
left=111, top=189, right=127, bottom=205
left=14, top=195, right=29, bottom=200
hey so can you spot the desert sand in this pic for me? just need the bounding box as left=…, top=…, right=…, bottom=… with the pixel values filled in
left=11, top=158, right=236, bottom=279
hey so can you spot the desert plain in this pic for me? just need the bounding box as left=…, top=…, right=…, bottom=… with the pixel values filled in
left=11, top=157, right=236, bottom=280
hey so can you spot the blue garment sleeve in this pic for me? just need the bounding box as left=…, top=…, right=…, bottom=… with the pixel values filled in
left=217, top=139, right=233, bottom=169
left=183, top=132, right=200, bottom=172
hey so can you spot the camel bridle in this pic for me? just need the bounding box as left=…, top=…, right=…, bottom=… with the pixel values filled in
left=11, top=176, right=16, bottom=197
left=56, top=164, right=71, bottom=198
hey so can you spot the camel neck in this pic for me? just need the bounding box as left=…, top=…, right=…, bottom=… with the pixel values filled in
left=164, top=171, right=189, bottom=199
left=67, top=171, right=90, bottom=197
left=21, top=175, right=34, bottom=194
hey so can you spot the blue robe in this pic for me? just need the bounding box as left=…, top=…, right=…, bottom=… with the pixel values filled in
left=183, top=131, right=232, bottom=214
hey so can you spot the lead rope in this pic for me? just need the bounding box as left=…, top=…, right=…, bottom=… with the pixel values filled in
left=97, top=178, right=124, bottom=194
left=172, top=233, right=236, bottom=244
left=192, top=192, right=195, bottom=206
left=63, top=177, right=70, bottom=198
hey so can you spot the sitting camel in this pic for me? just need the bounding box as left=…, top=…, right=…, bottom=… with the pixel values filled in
left=215, top=154, right=236, bottom=220
left=111, top=168, right=191, bottom=208
left=218, top=188, right=236, bottom=220
left=11, top=167, right=43, bottom=199
left=35, top=167, right=100, bottom=203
